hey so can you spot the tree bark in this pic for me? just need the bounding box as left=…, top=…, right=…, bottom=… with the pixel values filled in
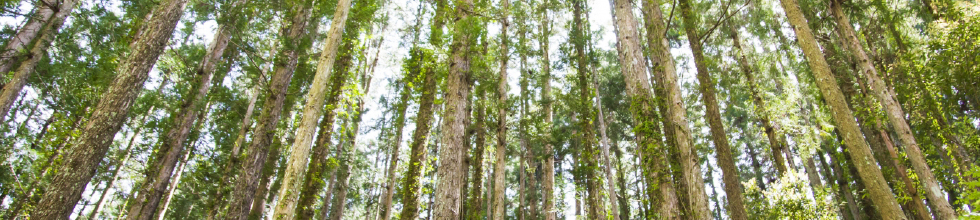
left=272, top=0, right=353, bottom=218
left=30, top=0, right=189, bottom=218
left=570, top=1, right=605, bottom=219
left=466, top=90, right=487, bottom=220
left=0, top=0, right=78, bottom=122
left=155, top=143, right=194, bottom=220
left=295, top=12, right=370, bottom=220
left=246, top=135, right=283, bottom=220
left=676, top=1, right=744, bottom=218
left=634, top=0, right=686, bottom=218
left=537, top=1, right=556, bottom=219
left=398, top=49, right=438, bottom=220
left=491, top=0, right=509, bottom=218
left=126, top=2, right=246, bottom=219
left=776, top=0, right=907, bottom=218
left=828, top=0, right=955, bottom=218
left=433, top=0, right=476, bottom=218
left=224, top=1, right=314, bottom=219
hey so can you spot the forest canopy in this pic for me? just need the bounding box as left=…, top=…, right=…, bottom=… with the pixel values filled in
left=0, top=0, right=977, bottom=219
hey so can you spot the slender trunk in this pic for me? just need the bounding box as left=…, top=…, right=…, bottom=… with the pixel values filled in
left=777, top=0, right=907, bottom=218
left=207, top=68, right=263, bottom=220
left=379, top=85, right=410, bottom=220
left=295, top=17, right=367, bottom=220
left=727, top=23, right=788, bottom=175
left=537, top=2, right=556, bottom=219
left=31, top=0, right=189, bottom=217
left=327, top=161, right=352, bottom=220
left=829, top=1, right=954, bottom=217
left=676, top=0, right=742, bottom=218
left=588, top=27, right=619, bottom=220
left=155, top=144, right=194, bottom=220
left=273, top=0, right=353, bottom=218
left=247, top=136, right=283, bottom=220
left=491, top=0, right=509, bottom=218
left=433, top=0, right=476, bottom=217
left=127, top=0, right=245, bottom=216
left=87, top=117, right=145, bottom=220
left=0, top=0, right=78, bottom=122
left=466, top=90, right=487, bottom=220
left=570, top=1, right=604, bottom=219
left=828, top=149, right=863, bottom=220
left=225, top=2, right=314, bottom=219
left=398, top=49, right=438, bottom=220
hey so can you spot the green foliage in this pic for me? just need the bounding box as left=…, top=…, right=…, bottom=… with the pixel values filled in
left=744, top=171, right=839, bottom=219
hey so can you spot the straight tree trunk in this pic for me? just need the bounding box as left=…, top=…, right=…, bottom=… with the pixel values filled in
left=570, top=1, right=604, bottom=219
left=676, top=0, right=744, bottom=218
left=125, top=1, right=247, bottom=218
left=398, top=49, right=438, bottom=220
left=379, top=56, right=415, bottom=220
left=466, top=90, right=487, bottom=220
left=273, top=0, right=353, bottom=217
left=433, top=0, right=477, bottom=218
left=777, top=0, right=908, bottom=218
left=295, top=12, right=369, bottom=219
left=491, top=0, right=509, bottom=218
left=0, top=0, right=78, bottom=122
left=595, top=72, right=620, bottom=220
left=206, top=67, right=262, bottom=220
left=829, top=0, right=955, bottom=217
left=537, top=2, right=556, bottom=219
left=30, top=0, right=190, bottom=218
left=247, top=135, right=283, bottom=220
left=635, top=0, right=686, bottom=218
left=224, top=1, right=314, bottom=219
left=155, top=143, right=194, bottom=220
left=87, top=113, right=148, bottom=220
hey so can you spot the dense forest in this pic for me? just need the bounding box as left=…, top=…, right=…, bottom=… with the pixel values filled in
left=0, top=0, right=977, bottom=218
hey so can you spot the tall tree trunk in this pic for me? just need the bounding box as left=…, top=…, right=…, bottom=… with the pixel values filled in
left=273, top=0, right=353, bottom=218
left=246, top=135, right=283, bottom=220
left=30, top=0, right=189, bottom=218
left=295, top=12, right=369, bottom=220
left=676, top=0, right=743, bottom=218
left=595, top=72, right=620, bottom=220
left=828, top=1, right=954, bottom=217
left=466, top=90, right=487, bottom=220
left=225, top=1, right=314, bottom=219
left=0, top=0, right=78, bottom=87
left=491, top=0, right=509, bottom=218
left=776, top=0, right=907, bottom=218
left=155, top=143, right=194, bottom=220
left=570, top=1, right=604, bottom=219
left=633, top=0, right=685, bottom=218
left=398, top=49, right=438, bottom=220
left=0, top=0, right=78, bottom=122
left=126, top=1, right=246, bottom=218
left=433, top=0, right=477, bottom=217
left=537, top=2, right=556, bottom=219
left=87, top=115, right=147, bottom=220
